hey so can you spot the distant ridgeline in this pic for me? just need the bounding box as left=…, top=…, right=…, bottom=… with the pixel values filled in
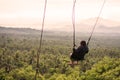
left=0, top=26, right=41, bottom=34
left=0, top=26, right=120, bottom=37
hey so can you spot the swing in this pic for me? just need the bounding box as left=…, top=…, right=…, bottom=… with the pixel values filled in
left=34, top=0, right=106, bottom=78
left=70, top=0, right=106, bottom=65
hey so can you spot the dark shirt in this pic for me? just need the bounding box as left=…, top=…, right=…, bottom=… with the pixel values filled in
left=71, top=45, right=89, bottom=61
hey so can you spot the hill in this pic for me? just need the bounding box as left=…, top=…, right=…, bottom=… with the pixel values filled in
left=0, top=26, right=41, bottom=34
left=0, top=17, right=120, bottom=34
left=51, top=18, right=120, bottom=33
left=80, top=18, right=120, bottom=33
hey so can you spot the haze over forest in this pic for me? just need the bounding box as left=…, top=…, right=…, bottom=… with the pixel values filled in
left=1, top=17, right=120, bottom=33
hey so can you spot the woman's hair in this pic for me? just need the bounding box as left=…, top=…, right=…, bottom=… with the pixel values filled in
left=80, top=40, right=86, bottom=46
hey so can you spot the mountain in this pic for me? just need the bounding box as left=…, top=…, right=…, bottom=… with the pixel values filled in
left=54, top=17, right=120, bottom=33
left=0, top=26, right=41, bottom=34
left=78, top=18, right=120, bottom=33
left=0, top=18, right=120, bottom=34
left=83, top=18, right=120, bottom=33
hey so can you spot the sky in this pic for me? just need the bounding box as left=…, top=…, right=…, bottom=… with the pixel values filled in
left=0, top=0, right=120, bottom=29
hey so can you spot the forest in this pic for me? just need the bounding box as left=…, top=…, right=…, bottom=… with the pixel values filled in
left=0, top=27, right=120, bottom=80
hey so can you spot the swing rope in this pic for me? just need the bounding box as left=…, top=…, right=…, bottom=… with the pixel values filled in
left=72, top=0, right=76, bottom=48
left=87, top=0, right=106, bottom=46
left=34, top=0, right=47, bottom=80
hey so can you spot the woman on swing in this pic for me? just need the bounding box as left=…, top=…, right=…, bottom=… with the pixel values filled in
left=70, top=40, right=89, bottom=67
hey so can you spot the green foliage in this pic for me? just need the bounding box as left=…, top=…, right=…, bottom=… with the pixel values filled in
left=83, top=57, right=120, bottom=80
left=0, top=32, right=120, bottom=80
